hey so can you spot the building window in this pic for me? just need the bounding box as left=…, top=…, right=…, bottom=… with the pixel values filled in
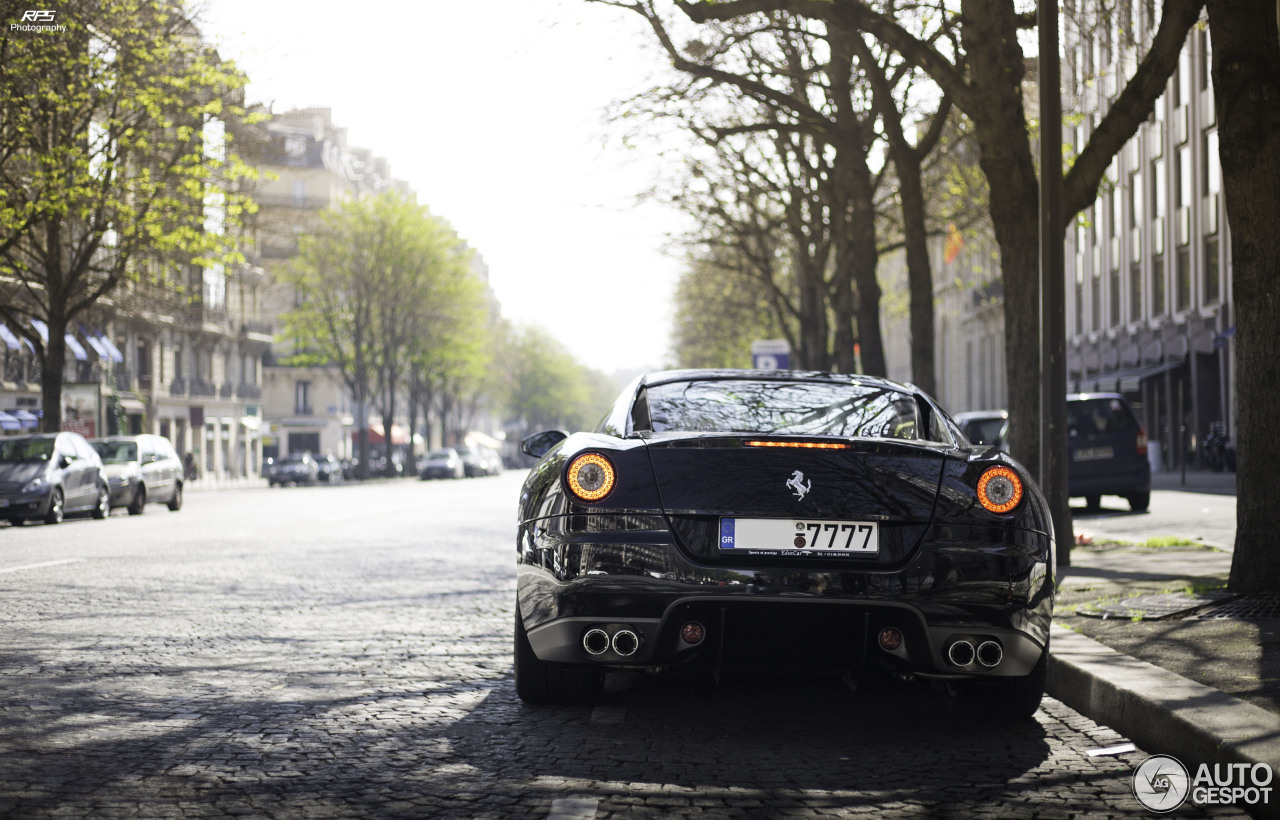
left=1129, top=171, right=1143, bottom=228
left=1205, top=236, right=1220, bottom=304
left=137, top=340, right=152, bottom=389
left=1130, top=262, right=1143, bottom=323
left=1177, top=145, right=1192, bottom=209
left=1091, top=267, right=1102, bottom=332
left=1152, top=254, right=1166, bottom=316
left=1110, top=267, right=1121, bottom=328
left=1074, top=271, right=1085, bottom=337
left=295, top=381, right=312, bottom=416
left=1176, top=246, right=1192, bottom=312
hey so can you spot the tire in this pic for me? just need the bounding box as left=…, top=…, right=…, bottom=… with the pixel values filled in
left=953, top=643, right=1048, bottom=721
left=1126, top=491, right=1150, bottom=513
left=1084, top=494, right=1101, bottom=511
left=91, top=484, right=109, bottom=519
left=44, top=488, right=64, bottom=525
left=166, top=482, right=183, bottom=512
left=9, top=517, right=25, bottom=526
left=514, top=611, right=601, bottom=705
left=127, top=485, right=146, bottom=516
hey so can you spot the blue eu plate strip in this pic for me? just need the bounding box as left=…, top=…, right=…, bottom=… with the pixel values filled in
left=719, top=518, right=735, bottom=548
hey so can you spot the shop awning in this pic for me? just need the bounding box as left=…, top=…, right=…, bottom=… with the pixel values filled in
left=9, top=409, right=39, bottom=429
left=30, top=319, right=87, bottom=361
left=85, top=330, right=123, bottom=363
left=360, top=422, right=409, bottom=446
left=0, top=324, right=23, bottom=351
left=0, top=411, right=20, bottom=431
left=1072, top=360, right=1184, bottom=394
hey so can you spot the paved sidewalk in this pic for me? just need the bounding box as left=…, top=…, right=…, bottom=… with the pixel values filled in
left=1047, top=470, right=1280, bottom=819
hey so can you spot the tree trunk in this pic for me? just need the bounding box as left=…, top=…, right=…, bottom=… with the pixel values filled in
left=960, top=0, right=1043, bottom=474
left=897, top=154, right=936, bottom=395
left=1207, top=0, right=1280, bottom=593
left=40, top=315, right=68, bottom=434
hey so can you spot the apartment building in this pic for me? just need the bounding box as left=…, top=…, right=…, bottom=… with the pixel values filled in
left=1, top=115, right=269, bottom=482
left=885, top=10, right=1230, bottom=473
left=251, top=107, right=414, bottom=462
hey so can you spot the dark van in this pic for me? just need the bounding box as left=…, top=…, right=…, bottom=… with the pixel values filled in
left=1067, top=393, right=1151, bottom=512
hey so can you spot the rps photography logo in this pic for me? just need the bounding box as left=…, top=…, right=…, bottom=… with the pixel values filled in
left=11, top=9, right=65, bottom=32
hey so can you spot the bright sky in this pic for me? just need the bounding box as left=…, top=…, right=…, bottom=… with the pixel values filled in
left=197, top=0, right=688, bottom=377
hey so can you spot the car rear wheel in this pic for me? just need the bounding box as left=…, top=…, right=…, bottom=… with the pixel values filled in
left=166, top=483, right=183, bottom=512
left=127, top=485, right=146, bottom=515
left=44, top=488, right=64, bottom=525
left=514, top=611, right=601, bottom=705
left=91, top=484, right=109, bottom=519
left=1126, top=492, right=1150, bottom=512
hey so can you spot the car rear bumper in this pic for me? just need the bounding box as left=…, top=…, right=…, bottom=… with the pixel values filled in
left=517, top=522, right=1054, bottom=680
left=1068, top=462, right=1151, bottom=496
left=0, top=491, right=53, bottom=519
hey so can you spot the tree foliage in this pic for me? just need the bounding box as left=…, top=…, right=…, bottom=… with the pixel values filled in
left=500, top=325, right=616, bottom=435
left=279, top=191, right=481, bottom=477
left=0, top=0, right=257, bottom=430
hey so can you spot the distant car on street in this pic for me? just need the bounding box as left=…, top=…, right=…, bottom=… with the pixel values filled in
left=266, top=452, right=320, bottom=487
left=90, top=434, right=184, bottom=514
left=0, top=432, right=109, bottom=525
left=419, top=448, right=464, bottom=480
left=315, top=454, right=344, bottom=484
left=954, top=410, right=1009, bottom=451
left=1067, top=393, right=1151, bottom=512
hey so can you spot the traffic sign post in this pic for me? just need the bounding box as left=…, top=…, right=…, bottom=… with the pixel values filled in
left=751, top=339, right=791, bottom=370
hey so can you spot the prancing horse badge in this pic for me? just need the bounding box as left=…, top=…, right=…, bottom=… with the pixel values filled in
left=786, top=470, right=811, bottom=500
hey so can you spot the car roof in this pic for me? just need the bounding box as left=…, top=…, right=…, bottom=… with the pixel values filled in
left=1067, top=392, right=1127, bottom=401
left=640, top=368, right=919, bottom=394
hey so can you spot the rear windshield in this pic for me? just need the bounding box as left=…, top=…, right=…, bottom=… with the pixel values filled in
left=92, top=440, right=138, bottom=463
left=963, top=418, right=1006, bottom=445
left=0, top=438, right=54, bottom=462
left=1068, top=398, right=1138, bottom=435
left=637, top=379, right=923, bottom=439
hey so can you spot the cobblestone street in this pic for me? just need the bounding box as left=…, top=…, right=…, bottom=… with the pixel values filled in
left=0, top=475, right=1246, bottom=818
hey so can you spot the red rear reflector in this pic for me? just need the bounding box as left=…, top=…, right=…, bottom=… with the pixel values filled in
left=879, top=627, right=904, bottom=651
left=681, top=622, right=706, bottom=645
left=744, top=441, right=850, bottom=450
left=1136, top=427, right=1148, bottom=456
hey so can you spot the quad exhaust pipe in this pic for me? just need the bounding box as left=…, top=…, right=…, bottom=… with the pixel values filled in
left=947, top=638, right=1003, bottom=668
left=581, top=626, right=642, bottom=658
left=976, top=640, right=1003, bottom=668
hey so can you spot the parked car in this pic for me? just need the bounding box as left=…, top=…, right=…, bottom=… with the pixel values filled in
left=456, top=446, right=501, bottom=477
left=315, top=454, right=344, bottom=484
left=0, top=432, right=109, bottom=525
left=419, top=448, right=464, bottom=480
left=90, top=434, right=184, bottom=514
left=1067, top=393, right=1151, bottom=512
left=478, top=447, right=503, bottom=476
left=266, top=452, right=320, bottom=487
left=515, top=369, right=1055, bottom=718
left=954, top=409, right=1009, bottom=451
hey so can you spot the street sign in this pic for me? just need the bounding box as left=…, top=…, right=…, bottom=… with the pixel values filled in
left=751, top=339, right=791, bottom=370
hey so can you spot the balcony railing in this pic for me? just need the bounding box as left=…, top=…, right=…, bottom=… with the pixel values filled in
left=237, top=383, right=262, bottom=399
left=170, top=378, right=187, bottom=396
left=190, top=380, right=218, bottom=398
left=219, top=382, right=234, bottom=398
left=253, top=194, right=332, bottom=210
left=241, top=320, right=273, bottom=337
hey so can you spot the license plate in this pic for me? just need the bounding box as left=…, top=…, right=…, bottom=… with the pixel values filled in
left=720, top=518, right=879, bottom=554
left=1073, top=446, right=1114, bottom=462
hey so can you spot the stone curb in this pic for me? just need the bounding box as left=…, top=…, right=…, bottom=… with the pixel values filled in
left=1048, top=624, right=1280, bottom=820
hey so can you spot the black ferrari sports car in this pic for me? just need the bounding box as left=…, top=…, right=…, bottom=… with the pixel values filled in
left=515, top=370, right=1055, bottom=718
